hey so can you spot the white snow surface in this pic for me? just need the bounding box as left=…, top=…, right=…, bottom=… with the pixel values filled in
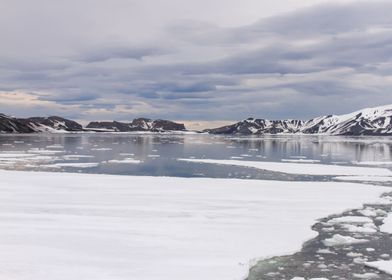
left=0, top=170, right=388, bottom=280
left=179, top=159, right=392, bottom=176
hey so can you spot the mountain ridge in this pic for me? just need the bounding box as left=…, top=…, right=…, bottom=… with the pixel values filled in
left=205, top=104, right=392, bottom=135
left=0, top=115, right=186, bottom=133
left=1, top=104, right=392, bottom=135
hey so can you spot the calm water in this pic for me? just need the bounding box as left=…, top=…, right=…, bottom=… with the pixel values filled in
left=1, top=133, right=392, bottom=180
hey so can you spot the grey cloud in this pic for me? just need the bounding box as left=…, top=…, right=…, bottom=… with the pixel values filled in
left=1, top=1, right=392, bottom=121
left=76, top=46, right=172, bottom=63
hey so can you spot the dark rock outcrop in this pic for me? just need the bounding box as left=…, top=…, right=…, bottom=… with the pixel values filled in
left=0, top=114, right=35, bottom=133
left=0, top=114, right=83, bottom=133
left=86, top=118, right=186, bottom=132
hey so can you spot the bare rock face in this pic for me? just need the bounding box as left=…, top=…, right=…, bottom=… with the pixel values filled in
left=0, top=114, right=35, bottom=133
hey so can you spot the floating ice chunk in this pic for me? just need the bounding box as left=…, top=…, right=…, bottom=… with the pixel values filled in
left=353, top=272, right=380, bottom=279
left=317, top=248, right=336, bottom=254
left=334, top=176, right=392, bottom=182
left=28, top=149, right=64, bottom=155
left=353, top=161, right=392, bottom=166
left=365, top=260, right=392, bottom=275
left=147, top=154, right=160, bottom=158
left=327, top=216, right=373, bottom=225
left=347, top=252, right=363, bottom=257
left=341, top=224, right=377, bottom=234
left=42, top=163, right=100, bottom=168
left=0, top=153, right=36, bottom=158
left=46, top=145, right=64, bottom=149
left=108, top=159, right=141, bottom=164
left=323, top=234, right=368, bottom=246
left=358, top=208, right=378, bottom=217
left=380, top=213, right=392, bottom=234
left=281, top=159, right=321, bottom=163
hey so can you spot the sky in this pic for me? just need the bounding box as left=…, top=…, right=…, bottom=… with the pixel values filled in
left=1, top=0, right=392, bottom=125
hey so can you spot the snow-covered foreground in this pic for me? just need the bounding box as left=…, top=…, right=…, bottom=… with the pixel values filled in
left=0, top=170, right=389, bottom=280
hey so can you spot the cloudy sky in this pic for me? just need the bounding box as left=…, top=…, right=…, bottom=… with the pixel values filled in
left=1, top=0, right=392, bottom=124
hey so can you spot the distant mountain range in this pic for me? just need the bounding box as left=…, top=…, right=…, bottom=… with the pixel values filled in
left=1, top=104, right=392, bottom=135
left=0, top=115, right=185, bottom=133
left=205, top=105, right=392, bottom=136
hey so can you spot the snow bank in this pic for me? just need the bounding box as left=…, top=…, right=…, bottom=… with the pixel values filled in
left=0, top=170, right=388, bottom=280
left=179, top=159, right=392, bottom=176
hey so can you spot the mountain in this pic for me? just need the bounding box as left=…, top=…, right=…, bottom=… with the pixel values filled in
left=205, top=118, right=304, bottom=134
left=205, top=105, right=392, bottom=136
left=19, top=116, right=83, bottom=132
left=0, top=114, right=35, bottom=133
left=86, top=118, right=186, bottom=132
left=0, top=115, right=83, bottom=133
left=2, top=104, right=392, bottom=135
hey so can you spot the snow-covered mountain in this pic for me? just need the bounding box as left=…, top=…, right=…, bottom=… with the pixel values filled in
left=205, top=118, right=304, bottom=134
left=206, top=105, right=392, bottom=135
left=86, top=118, right=186, bottom=132
left=2, top=104, right=392, bottom=135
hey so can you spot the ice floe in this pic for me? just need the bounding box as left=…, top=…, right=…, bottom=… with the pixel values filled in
left=323, top=234, right=369, bottom=246
left=107, top=158, right=141, bottom=164
left=365, top=260, right=392, bottom=275
left=380, top=213, right=392, bottom=234
left=42, top=162, right=100, bottom=168
left=334, top=176, right=392, bottom=182
left=178, top=159, right=392, bottom=176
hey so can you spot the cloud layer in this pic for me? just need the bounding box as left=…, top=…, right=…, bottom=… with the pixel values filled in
left=1, top=0, right=392, bottom=121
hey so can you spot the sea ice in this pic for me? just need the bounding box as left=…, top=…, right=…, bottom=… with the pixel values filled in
left=178, top=159, right=392, bottom=176
left=0, top=170, right=387, bottom=280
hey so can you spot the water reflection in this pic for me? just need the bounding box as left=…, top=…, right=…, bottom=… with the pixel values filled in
left=0, top=133, right=391, bottom=179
